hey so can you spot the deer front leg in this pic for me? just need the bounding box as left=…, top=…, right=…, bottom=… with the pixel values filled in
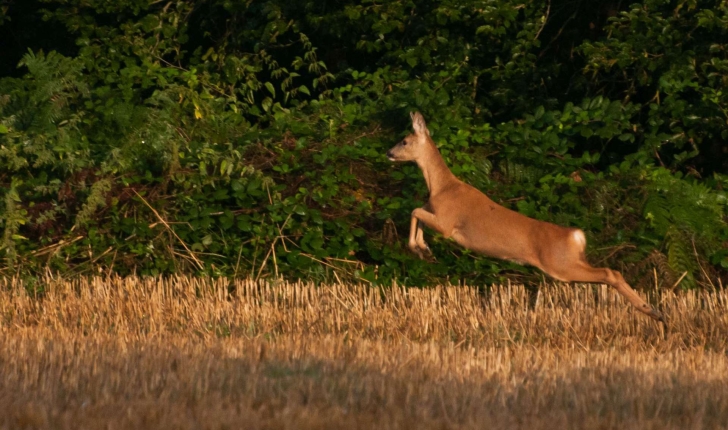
left=414, top=202, right=433, bottom=253
left=415, top=221, right=429, bottom=253
left=409, top=208, right=447, bottom=260
left=408, top=215, right=428, bottom=259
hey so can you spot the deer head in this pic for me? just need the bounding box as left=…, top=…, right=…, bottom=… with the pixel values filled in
left=387, top=112, right=431, bottom=162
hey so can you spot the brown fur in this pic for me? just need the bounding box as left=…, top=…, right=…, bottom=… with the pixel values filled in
left=387, top=112, right=664, bottom=324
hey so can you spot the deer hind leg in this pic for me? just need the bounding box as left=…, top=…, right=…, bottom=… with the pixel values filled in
left=555, top=262, right=665, bottom=324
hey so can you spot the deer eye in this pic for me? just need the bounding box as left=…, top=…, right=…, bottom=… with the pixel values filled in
left=401, top=140, right=408, bottom=146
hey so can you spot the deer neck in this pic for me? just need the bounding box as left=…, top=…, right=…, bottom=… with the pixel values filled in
left=417, top=143, right=457, bottom=196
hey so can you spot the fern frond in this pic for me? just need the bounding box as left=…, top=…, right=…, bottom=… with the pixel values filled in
left=643, top=168, right=727, bottom=286
left=75, top=178, right=112, bottom=227
left=664, top=226, right=697, bottom=289
left=643, top=193, right=671, bottom=235
left=499, top=160, right=545, bottom=184
left=642, top=249, right=678, bottom=287
left=0, top=180, right=28, bottom=269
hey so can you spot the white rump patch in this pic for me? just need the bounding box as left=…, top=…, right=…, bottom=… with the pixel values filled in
left=571, top=229, right=586, bottom=249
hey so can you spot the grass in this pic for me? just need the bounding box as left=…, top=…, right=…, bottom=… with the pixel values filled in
left=1, top=275, right=727, bottom=429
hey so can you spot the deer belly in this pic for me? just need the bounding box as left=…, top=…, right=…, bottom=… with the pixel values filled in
left=451, top=228, right=534, bottom=265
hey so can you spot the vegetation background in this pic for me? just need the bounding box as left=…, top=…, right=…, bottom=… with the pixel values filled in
left=1, top=0, right=727, bottom=288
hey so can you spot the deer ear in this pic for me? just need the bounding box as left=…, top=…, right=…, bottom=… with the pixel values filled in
left=410, top=112, right=430, bottom=136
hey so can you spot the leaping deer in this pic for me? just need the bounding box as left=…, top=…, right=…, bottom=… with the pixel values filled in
left=387, top=112, right=664, bottom=324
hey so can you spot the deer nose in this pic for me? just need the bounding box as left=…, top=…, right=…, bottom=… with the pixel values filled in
left=386, top=149, right=394, bottom=159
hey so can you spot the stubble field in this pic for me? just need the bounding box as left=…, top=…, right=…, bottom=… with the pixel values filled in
left=1, top=275, right=727, bottom=429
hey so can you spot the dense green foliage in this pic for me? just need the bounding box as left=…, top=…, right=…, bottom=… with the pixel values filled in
left=1, top=0, right=727, bottom=287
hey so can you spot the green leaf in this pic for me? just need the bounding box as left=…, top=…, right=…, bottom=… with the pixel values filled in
left=265, top=82, right=275, bottom=97
left=534, top=106, right=545, bottom=120
left=0, top=125, right=7, bottom=134
left=618, top=133, right=634, bottom=142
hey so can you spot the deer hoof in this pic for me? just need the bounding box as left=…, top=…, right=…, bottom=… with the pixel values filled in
left=420, top=247, right=435, bottom=262
left=648, top=307, right=666, bottom=326
left=422, top=247, right=436, bottom=262
left=411, top=246, right=434, bottom=262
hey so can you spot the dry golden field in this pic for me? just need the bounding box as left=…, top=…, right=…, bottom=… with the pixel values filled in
left=1, top=276, right=727, bottom=429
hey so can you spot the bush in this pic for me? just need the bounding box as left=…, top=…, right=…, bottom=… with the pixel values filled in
left=1, top=0, right=726, bottom=287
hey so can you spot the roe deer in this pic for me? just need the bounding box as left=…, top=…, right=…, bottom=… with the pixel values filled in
left=387, top=112, right=664, bottom=323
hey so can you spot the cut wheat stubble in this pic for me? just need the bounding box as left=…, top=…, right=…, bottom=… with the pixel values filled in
left=0, top=275, right=726, bottom=429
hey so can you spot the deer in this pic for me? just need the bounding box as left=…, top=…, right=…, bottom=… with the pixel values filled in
left=387, top=112, right=665, bottom=324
